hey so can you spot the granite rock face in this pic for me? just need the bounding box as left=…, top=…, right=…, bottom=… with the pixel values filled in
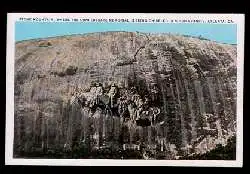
left=14, top=31, right=237, bottom=159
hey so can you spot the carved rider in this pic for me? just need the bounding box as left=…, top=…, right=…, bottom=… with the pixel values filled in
left=118, top=95, right=129, bottom=121
left=136, top=98, right=144, bottom=120
left=151, top=83, right=159, bottom=102
left=132, top=93, right=141, bottom=107
left=96, top=83, right=103, bottom=96
left=95, top=83, right=103, bottom=104
left=144, top=95, right=150, bottom=110
left=108, top=83, right=118, bottom=108
left=127, top=101, right=137, bottom=122
left=89, top=83, right=97, bottom=107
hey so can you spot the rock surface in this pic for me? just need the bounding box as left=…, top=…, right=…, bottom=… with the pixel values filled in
left=14, top=31, right=237, bottom=159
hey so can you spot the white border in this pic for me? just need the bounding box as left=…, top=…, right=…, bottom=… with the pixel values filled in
left=5, top=13, right=244, bottom=167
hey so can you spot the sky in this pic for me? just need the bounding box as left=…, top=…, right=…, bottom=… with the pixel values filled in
left=15, top=22, right=237, bottom=44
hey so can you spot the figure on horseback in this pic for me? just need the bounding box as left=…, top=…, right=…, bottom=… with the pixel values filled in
left=108, top=83, right=118, bottom=108
left=118, top=95, right=130, bottom=122
left=88, top=83, right=97, bottom=108
left=95, top=82, right=104, bottom=105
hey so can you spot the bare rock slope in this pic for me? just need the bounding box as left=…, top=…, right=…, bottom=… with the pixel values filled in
left=14, top=31, right=237, bottom=159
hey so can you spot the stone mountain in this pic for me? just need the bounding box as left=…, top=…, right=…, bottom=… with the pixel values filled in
left=14, top=31, right=237, bottom=159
